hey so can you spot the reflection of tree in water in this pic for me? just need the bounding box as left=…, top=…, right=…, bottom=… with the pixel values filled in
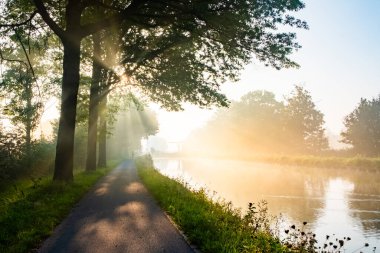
left=342, top=170, right=380, bottom=235
left=156, top=159, right=380, bottom=239
left=178, top=160, right=325, bottom=225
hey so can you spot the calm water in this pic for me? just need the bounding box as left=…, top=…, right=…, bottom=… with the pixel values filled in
left=153, top=158, right=380, bottom=252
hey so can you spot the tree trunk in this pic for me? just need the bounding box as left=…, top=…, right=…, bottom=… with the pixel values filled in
left=53, top=40, right=81, bottom=181
left=25, top=81, right=32, bottom=169
left=98, top=92, right=107, bottom=168
left=85, top=34, right=102, bottom=172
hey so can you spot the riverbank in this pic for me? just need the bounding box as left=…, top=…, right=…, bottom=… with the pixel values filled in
left=136, top=155, right=309, bottom=253
left=253, top=155, right=380, bottom=170
left=0, top=162, right=116, bottom=253
left=154, top=153, right=380, bottom=170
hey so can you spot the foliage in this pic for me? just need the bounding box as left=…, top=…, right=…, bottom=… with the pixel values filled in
left=283, top=86, right=328, bottom=153
left=0, top=131, right=24, bottom=181
left=0, top=68, right=41, bottom=134
left=341, top=95, right=380, bottom=156
left=0, top=164, right=115, bottom=253
left=0, top=129, right=55, bottom=182
left=1, top=0, right=308, bottom=181
left=117, top=0, right=308, bottom=110
left=184, top=86, right=328, bottom=157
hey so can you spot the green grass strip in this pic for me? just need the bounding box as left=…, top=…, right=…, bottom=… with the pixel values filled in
left=253, top=155, right=380, bottom=170
left=136, top=155, right=289, bottom=253
left=0, top=162, right=116, bottom=253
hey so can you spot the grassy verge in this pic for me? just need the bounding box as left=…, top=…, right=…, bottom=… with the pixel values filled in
left=136, top=155, right=292, bottom=253
left=0, top=162, right=117, bottom=253
left=253, top=155, right=380, bottom=170
left=175, top=153, right=380, bottom=170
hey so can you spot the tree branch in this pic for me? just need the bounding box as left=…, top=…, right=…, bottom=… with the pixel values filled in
left=32, top=0, right=65, bottom=39
left=14, top=29, right=36, bottom=78
left=79, top=14, right=125, bottom=38
left=78, top=0, right=145, bottom=38
left=0, top=11, right=38, bottom=28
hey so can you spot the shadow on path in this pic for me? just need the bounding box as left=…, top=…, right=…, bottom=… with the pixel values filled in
left=38, top=160, right=194, bottom=253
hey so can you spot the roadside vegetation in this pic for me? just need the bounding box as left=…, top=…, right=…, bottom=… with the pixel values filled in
left=0, top=162, right=116, bottom=253
left=137, top=155, right=375, bottom=253
left=176, top=154, right=380, bottom=171
left=137, top=155, right=299, bottom=253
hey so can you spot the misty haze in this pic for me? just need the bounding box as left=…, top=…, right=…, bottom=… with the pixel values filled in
left=1, top=0, right=379, bottom=253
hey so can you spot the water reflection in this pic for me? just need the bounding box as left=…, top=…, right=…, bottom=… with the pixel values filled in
left=153, top=158, right=380, bottom=250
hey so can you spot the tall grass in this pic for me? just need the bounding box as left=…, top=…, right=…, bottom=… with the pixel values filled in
left=0, top=163, right=116, bottom=253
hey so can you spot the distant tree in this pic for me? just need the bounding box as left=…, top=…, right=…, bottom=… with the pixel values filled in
left=230, top=91, right=285, bottom=152
left=108, top=104, right=158, bottom=159
left=341, top=96, right=380, bottom=156
left=283, top=86, right=328, bottom=153
left=185, top=90, right=286, bottom=156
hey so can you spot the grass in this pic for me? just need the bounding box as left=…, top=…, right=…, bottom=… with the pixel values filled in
left=253, top=155, right=380, bottom=170
left=136, top=155, right=291, bottom=253
left=0, top=162, right=117, bottom=253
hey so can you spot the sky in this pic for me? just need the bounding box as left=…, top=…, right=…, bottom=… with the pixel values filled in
left=153, top=0, right=380, bottom=147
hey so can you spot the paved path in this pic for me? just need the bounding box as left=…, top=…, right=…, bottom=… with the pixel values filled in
left=38, top=160, right=195, bottom=253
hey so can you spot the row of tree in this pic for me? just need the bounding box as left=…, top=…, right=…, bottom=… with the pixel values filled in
left=184, top=87, right=380, bottom=157
left=0, top=27, right=158, bottom=182
left=0, top=0, right=307, bottom=181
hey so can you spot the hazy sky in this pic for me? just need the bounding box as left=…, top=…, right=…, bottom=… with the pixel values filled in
left=154, top=0, right=380, bottom=145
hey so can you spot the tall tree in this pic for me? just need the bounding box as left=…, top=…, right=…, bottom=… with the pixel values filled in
left=0, top=35, right=54, bottom=167
left=1, top=0, right=307, bottom=181
left=341, top=96, right=380, bottom=156
left=283, top=86, right=328, bottom=153
left=85, top=33, right=102, bottom=172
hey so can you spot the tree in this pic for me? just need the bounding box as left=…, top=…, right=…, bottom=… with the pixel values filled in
left=341, top=96, right=380, bottom=156
left=0, top=34, right=55, bottom=167
left=185, top=90, right=286, bottom=156
left=283, top=86, right=328, bottom=153
left=185, top=88, right=328, bottom=156
left=85, top=34, right=102, bottom=171
left=233, top=91, right=286, bottom=152
left=1, top=0, right=308, bottom=181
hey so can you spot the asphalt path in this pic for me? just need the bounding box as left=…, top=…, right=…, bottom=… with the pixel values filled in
left=38, top=160, right=195, bottom=253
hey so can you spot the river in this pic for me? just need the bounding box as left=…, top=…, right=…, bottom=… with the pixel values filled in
left=153, top=158, right=380, bottom=252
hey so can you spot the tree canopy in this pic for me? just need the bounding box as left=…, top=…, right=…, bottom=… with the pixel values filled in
left=1, top=0, right=308, bottom=181
left=283, top=85, right=328, bottom=153
left=341, top=96, right=380, bottom=156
